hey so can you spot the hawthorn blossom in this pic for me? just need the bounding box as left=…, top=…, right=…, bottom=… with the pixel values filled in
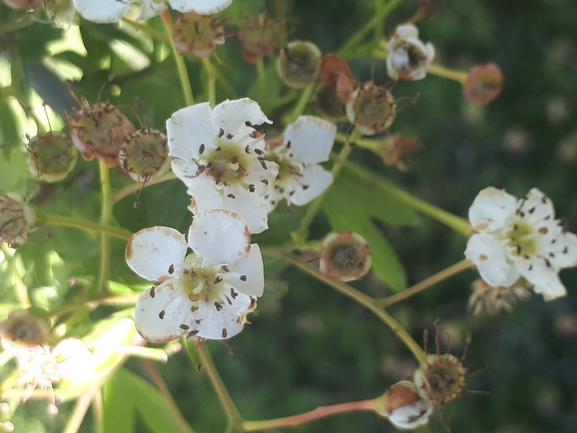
left=72, top=0, right=233, bottom=23
left=265, top=116, right=335, bottom=210
left=127, top=210, right=264, bottom=342
left=386, top=24, right=435, bottom=81
left=382, top=380, right=433, bottom=430
left=167, top=99, right=279, bottom=234
left=465, top=187, right=577, bottom=300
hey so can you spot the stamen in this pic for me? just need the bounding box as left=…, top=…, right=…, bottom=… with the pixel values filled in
left=159, top=310, right=166, bottom=319
left=199, top=144, right=205, bottom=154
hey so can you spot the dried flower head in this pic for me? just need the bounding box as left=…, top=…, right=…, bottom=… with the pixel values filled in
left=64, top=101, right=135, bottom=168
left=238, top=15, right=284, bottom=64
left=277, top=41, right=322, bottom=89
left=320, top=231, right=372, bottom=281
left=26, top=132, right=78, bottom=183
left=377, top=380, right=433, bottom=430
left=463, top=63, right=504, bottom=106
left=310, top=84, right=348, bottom=121
left=0, top=192, right=36, bottom=248
left=0, top=310, right=49, bottom=349
left=386, top=24, right=435, bottom=81
left=381, top=134, right=419, bottom=169
left=414, top=353, right=467, bottom=406
left=118, top=127, right=170, bottom=183
left=173, top=12, right=225, bottom=59
left=346, top=81, right=397, bottom=136
left=468, top=278, right=531, bottom=315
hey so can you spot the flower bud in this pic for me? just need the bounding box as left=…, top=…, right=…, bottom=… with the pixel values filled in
left=320, top=231, right=372, bottom=281
left=26, top=132, right=78, bottom=183
left=376, top=380, right=433, bottom=430
left=463, top=63, right=504, bottom=106
left=386, top=24, right=435, bottom=81
left=173, top=12, right=225, bottom=59
left=0, top=310, right=49, bottom=349
left=346, top=81, right=397, bottom=136
left=238, top=15, right=283, bottom=64
left=0, top=192, right=35, bottom=248
left=1, top=0, right=42, bottom=10
left=277, top=41, right=322, bottom=89
left=64, top=102, right=135, bottom=167
left=118, top=127, right=170, bottom=183
left=414, top=353, right=467, bottom=405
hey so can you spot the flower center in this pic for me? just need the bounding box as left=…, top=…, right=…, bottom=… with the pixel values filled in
left=175, top=255, right=228, bottom=309
left=204, top=142, right=249, bottom=186
left=504, top=218, right=538, bottom=257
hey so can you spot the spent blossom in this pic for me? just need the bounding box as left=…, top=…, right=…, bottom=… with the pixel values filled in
left=167, top=99, right=279, bottom=234
left=127, top=209, right=264, bottom=342
left=386, top=24, right=435, bottom=81
left=465, top=187, right=577, bottom=300
left=378, top=380, right=433, bottom=430
left=265, top=116, right=336, bottom=210
left=72, top=0, right=233, bottom=23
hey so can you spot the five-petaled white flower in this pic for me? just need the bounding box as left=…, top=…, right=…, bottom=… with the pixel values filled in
left=72, top=0, right=233, bottom=23
left=465, top=187, right=577, bottom=300
left=386, top=24, right=435, bottom=81
left=127, top=209, right=264, bottom=342
left=265, top=116, right=336, bottom=210
left=167, top=99, right=279, bottom=234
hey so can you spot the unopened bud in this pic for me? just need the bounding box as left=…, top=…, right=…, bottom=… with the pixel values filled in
left=463, top=63, right=504, bottom=106
left=0, top=192, right=35, bottom=248
left=173, top=12, right=225, bottom=59
left=64, top=102, right=135, bottom=167
left=386, top=24, right=435, bottom=81
left=0, top=309, right=49, bottom=348
left=346, top=82, right=397, bottom=136
left=320, top=231, right=372, bottom=281
left=277, top=41, right=322, bottom=89
left=26, top=132, right=78, bottom=183
left=376, top=380, right=433, bottom=430
left=119, top=128, right=170, bottom=183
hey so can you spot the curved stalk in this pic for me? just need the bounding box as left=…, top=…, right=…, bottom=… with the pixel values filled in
left=39, top=214, right=132, bottom=240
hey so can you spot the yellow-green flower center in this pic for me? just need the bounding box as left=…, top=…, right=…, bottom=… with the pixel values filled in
left=205, top=142, right=250, bottom=186
left=504, top=218, right=538, bottom=257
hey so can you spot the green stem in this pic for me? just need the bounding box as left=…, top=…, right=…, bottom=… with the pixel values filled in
left=202, top=57, right=216, bottom=107
left=427, top=64, right=469, bottom=84
left=377, top=259, right=474, bottom=308
left=111, top=172, right=177, bottom=204
left=1, top=245, right=31, bottom=308
left=295, top=128, right=360, bottom=241
left=344, top=162, right=472, bottom=237
left=279, top=253, right=426, bottom=363
left=256, top=59, right=267, bottom=102
left=162, top=11, right=194, bottom=106
left=143, top=359, right=194, bottom=433
left=338, top=0, right=405, bottom=58
left=97, top=160, right=112, bottom=294
left=120, top=18, right=172, bottom=44
left=39, top=214, right=132, bottom=240
left=284, top=83, right=315, bottom=125
left=243, top=398, right=376, bottom=431
left=48, top=294, right=139, bottom=319
left=197, top=344, right=243, bottom=425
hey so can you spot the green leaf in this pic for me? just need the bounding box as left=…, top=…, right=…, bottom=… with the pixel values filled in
left=103, top=369, right=137, bottom=433
left=121, top=368, right=195, bottom=433
left=323, top=165, right=416, bottom=291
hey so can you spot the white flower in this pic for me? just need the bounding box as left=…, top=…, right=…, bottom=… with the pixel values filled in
left=72, top=0, right=233, bottom=23
left=265, top=116, right=336, bottom=210
left=383, top=380, right=433, bottom=430
left=167, top=99, right=279, bottom=234
left=127, top=209, right=264, bottom=342
left=386, top=24, right=435, bottom=81
left=465, top=187, right=577, bottom=300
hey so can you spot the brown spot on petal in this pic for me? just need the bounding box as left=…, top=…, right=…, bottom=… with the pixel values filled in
left=479, top=254, right=488, bottom=261
left=222, top=328, right=228, bottom=338
left=474, top=222, right=489, bottom=231
left=539, top=227, right=548, bottom=234
left=159, top=310, right=165, bottom=319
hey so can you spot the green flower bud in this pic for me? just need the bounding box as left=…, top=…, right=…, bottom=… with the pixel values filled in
left=320, top=231, right=372, bottom=282
left=118, top=127, right=170, bottom=183
left=277, top=41, right=322, bottom=89
left=346, top=81, right=397, bottom=136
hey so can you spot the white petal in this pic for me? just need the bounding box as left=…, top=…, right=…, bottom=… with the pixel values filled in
left=171, top=157, right=201, bottom=184
left=185, top=175, right=224, bottom=209
left=53, top=338, right=93, bottom=382
left=193, top=293, right=252, bottom=340
left=72, top=0, right=130, bottom=23
left=188, top=210, right=250, bottom=265
left=394, top=24, right=420, bottom=40
left=167, top=103, right=216, bottom=161
left=285, top=116, right=336, bottom=164
left=135, top=285, right=193, bottom=343
left=170, top=0, right=233, bottom=15
left=517, top=261, right=567, bottom=301
left=465, top=233, right=513, bottom=287
left=516, top=188, right=556, bottom=224
left=213, top=99, right=271, bottom=134
left=227, top=245, right=264, bottom=297
left=136, top=0, right=167, bottom=21
left=468, top=187, right=517, bottom=232
left=219, top=189, right=270, bottom=234
left=126, top=227, right=187, bottom=281
left=544, top=232, right=577, bottom=269
left=290, top=165, right=333, bottom=206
